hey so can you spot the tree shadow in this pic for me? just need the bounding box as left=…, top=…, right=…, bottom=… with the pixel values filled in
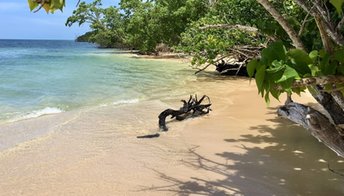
left=138, top=111, right=344, bottom=195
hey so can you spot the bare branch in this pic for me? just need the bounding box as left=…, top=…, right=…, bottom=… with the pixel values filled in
left=292, top=75, right=344, bottom=88
left=194, top=63, right=212, bottom=75
left=199, top=24, right=259, bottom=33
left=337, top=16, right=344, bottom=32
left=299, top=12, right=311, bottom=36
left=194, top=56, right=229, bottom=74
left=293, top=0, right=344, bottom=46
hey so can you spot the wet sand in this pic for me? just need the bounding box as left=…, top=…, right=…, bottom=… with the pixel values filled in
left=0, top=77, right=344, bottom=195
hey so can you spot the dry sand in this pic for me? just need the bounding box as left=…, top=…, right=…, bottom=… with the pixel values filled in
left=0, top=77, right=344, bottom=195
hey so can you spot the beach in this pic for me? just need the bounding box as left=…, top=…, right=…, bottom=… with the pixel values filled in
left=1, top=72, right=344, bottom=195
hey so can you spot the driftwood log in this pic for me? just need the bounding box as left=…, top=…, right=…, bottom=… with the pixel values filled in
left=158, top=95, right=212, bottom=131
left=215, top=60, right=249, bottom=76
left=278, top=99, right=344, bottom=157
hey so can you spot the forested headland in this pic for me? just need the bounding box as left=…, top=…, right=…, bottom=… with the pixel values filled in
left=28, top=0, right=344, bottom=157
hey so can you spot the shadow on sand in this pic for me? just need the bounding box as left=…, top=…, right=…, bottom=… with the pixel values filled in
left=139, top=111, right=344, bottom=195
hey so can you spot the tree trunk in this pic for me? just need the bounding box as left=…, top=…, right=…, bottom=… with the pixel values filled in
left=256, top=0, right=305, bottom=50
left=314, top=15, right=334, bottom=53
left=293, top=0, right=344, bottom=46
left=308, top=86, right=344, bottom=125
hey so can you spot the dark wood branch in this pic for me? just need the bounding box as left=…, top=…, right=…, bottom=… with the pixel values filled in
left=195, top=63, right=212, bottom=75
left=158, top=95, right=211, bottom=131
left=194, top=55, right=229, bottom=74
left=309, top=86, right=344, bottom=125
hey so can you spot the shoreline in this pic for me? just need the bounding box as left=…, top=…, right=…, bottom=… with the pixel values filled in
left=1, top=77, right=343, bottom=195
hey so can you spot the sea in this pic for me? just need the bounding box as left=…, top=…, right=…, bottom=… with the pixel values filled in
left=0, top=39, right=194, bottom=123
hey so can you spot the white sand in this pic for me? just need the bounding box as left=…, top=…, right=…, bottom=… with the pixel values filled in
left=0, top=78, right=344, bottom=195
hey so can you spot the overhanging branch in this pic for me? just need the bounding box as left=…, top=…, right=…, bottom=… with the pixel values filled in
left=199, top=24, right=259, bottom=33
left=292, top=75, right=344, bottom=88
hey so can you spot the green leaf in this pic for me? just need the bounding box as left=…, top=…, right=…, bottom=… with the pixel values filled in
left=270, top=88, right=281, bottom=101
left=330, top=0, right=344, bottom=14
left=334, top=48, right=344, bottom=63
left=279, top=78, right=294, bottom=95
left=319, top=51, right=337, bottom=75
left=247, top=59, right=258, bottom=77
left=287, top=49, right=312, bottom=75
left=308, top=64, right=321, bottom=76
left=28, top=0, right=38, bottom=11
left=265, top=92, right=270, bottom=105
left=255, top=64, right=266, bottom=94
left=292, top=87, right=305, bottom=96
left=309, top=50, right=318, bottom=60
left=261, top=41, right=287, bottom=65
left=276, top=65, right=299, bottom=83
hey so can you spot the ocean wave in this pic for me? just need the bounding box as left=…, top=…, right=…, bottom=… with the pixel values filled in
left=9, top=107, right=64, bottom=122
left=112, top=99, right=140, bottom=106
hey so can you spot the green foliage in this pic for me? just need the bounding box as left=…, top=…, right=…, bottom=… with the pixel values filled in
left=64, top=0, right=208, bottom=52
left=177, top=0, right=297, bottom=66
left=330, top=0, right=344, bottom=14
left=28, top=0, right=65, bottom=13
left=66, top=1, right=125, bottom=48
left=120, top=0, right=210, bottom=53
left=247, top=42, right=344, bottom=103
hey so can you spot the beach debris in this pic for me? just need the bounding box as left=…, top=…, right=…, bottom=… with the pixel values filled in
left=136, top=95, right=211, bottom=139
left=137, top=133, right=160, bottom=139
left=215, top=60, right=249, bottom=76
left=158, top=95, right=212, bottom=131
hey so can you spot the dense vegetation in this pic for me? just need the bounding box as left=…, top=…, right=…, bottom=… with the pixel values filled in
left=64, top=0, right=210, bottom=52
left=29, top=0, right=344, bottom=157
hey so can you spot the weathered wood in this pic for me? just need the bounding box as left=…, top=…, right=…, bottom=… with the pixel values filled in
left=278, top=102, right=344, bottom=157
left=137, top=133, right=160, bottom=139
left=310, top=86, right=344, bottom=125
left=158, top=95, right=211, bottom=131
left=199, top=24, right=259, bottom=33
left=215, top=60, right=248, bottom=76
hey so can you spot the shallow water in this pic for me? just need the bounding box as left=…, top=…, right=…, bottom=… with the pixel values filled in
left=0, top=39, right=194, bottom=122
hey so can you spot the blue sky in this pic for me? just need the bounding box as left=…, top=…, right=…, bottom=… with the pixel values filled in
left=0, top=0, right=119, bottom=40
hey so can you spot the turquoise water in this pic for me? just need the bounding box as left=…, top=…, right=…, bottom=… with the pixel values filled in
left=0, top=40, right=193, bottom=122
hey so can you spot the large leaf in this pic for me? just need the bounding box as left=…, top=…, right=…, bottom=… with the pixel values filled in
left=261, top=41, right=287, bottom=65
left=287, top=49, right=312, bottom=76
left=28, top=0, right=38, bottom=11
left=309, top=50, right=318, bottom=60
left=255, top=64, right=266, bottom=95
left=276, top=65, right=299, bottom=83
left=334, top=48, right=344, bottom=63
left=318, top=50, right=338, bottom=75
left=330, top=0, right=344, bottom=14
left=247, top=59, right=258, bottom=77
left=28, top=0, right=65, bottom=12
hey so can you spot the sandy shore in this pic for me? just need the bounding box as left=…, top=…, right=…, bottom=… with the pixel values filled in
left=0, top=77, right=344, bottom=195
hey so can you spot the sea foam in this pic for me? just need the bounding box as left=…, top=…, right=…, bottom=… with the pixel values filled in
left=10, top=107, right=64, bottom=122
left=113, top=99, right=140, bottom=106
